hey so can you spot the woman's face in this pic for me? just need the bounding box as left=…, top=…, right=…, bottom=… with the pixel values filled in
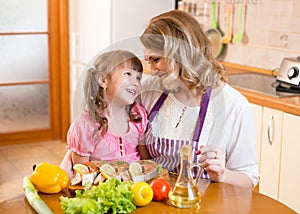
left=144, top=49, right=184, bottom=93
left=144, top=49, right=171, bottom=77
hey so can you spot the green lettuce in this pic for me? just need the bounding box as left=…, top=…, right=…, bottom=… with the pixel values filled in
left=60, top=178, right=136, bottom=214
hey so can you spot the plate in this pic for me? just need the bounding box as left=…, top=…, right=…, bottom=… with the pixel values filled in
left=68, top=160, right=159, bottom=194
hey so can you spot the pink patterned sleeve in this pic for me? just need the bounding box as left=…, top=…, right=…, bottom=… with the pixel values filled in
left=66, top=113, right=98, bottom=157
left=130, top=102, right=148, bottom=134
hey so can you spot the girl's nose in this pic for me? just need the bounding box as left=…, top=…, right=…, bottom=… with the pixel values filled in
left=132, top=78, right=141, bottom=87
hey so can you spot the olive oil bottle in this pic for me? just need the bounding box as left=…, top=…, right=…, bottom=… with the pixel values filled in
left=168, top=145, right=202, bottom=208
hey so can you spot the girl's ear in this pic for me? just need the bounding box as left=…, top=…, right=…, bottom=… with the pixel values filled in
left=98, top=77, right=108, bottom=90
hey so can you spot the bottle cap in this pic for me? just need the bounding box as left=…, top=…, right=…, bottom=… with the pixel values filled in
left=180, top=145, right=192, bottom=155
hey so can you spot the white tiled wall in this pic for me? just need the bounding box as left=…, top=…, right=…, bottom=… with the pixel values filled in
left=185, top=0, right=300, bottom=70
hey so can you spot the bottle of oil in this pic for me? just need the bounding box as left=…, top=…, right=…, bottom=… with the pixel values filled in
left=168, top=145, right=202, bottom=208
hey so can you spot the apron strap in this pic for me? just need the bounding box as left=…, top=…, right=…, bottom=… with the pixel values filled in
left=148, top=88, right=212, bottom=142
left=148, top=92, right=169, bottom=122
left=192, top=87, right=212, bottom=142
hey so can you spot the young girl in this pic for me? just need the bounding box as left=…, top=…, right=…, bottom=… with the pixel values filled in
left=60, top=50, right=147, bottom=178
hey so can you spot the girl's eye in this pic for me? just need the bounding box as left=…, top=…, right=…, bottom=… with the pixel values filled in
left=124, top=71, right=132, bottom=76
left=136, top=76, right=142, bottom=82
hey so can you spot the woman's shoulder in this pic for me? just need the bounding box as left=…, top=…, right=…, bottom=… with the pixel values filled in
left=213, top=83, right=250, bottom=105
left=210, top=83, right=252, bottom=116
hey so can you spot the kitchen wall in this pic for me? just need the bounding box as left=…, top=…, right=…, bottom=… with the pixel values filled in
left=69, top=0, right=175, bottom=120
left=183, top=0, right=300, bottom=70
left=69, top=0, right=300, bottom=120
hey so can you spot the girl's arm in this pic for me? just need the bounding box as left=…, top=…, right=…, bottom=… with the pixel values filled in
left=138, top=144, right=151, bottom=159
left=71, top=151, right=89, bottom=165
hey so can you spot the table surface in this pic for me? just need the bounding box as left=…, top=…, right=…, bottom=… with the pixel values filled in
left=0, top=178, right=296, bottom=214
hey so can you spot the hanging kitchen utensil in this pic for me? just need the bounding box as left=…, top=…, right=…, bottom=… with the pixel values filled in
left=221, top=3, right=233, bottom=44
left=241, top=3, right=249, bottom=45
left=216, top=1, right=228, bottom=61
left=233, top=2, right=243, bottom=44
left=206, top=1, right=222, bottom=58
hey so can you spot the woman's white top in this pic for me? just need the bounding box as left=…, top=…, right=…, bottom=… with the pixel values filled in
left=141, top=75, right=259, bottom=186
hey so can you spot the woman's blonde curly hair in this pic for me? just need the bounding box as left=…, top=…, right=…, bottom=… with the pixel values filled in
left=83, top=50, right=143, bottom=138
left=140, top=10, right=227, bottom=96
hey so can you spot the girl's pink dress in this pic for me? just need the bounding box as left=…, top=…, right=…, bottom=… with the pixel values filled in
left=67, top=103, right=147, bottom=163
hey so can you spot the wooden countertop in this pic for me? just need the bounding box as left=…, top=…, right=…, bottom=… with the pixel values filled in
left=224, top=63, right=300, bottom=116
left=0, top=178, right=296, bottom=213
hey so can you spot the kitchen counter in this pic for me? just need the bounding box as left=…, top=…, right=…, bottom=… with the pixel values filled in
left=224, top=63, right=300, bottom=116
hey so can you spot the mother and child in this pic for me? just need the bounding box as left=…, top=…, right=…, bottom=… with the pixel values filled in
left=60, top=10, right=259, bottom=189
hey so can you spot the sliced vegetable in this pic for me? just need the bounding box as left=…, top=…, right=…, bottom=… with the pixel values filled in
left=129, top=162, right=143, bottom=177
left=23, top=177, right=53, bottom=214
left=99, top=164, right=117, bottom=178
left=73, top=163, right=89, bottom=175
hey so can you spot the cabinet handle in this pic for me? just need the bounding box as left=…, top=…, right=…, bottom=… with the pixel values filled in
left=267, top=115, right=275, bottom=146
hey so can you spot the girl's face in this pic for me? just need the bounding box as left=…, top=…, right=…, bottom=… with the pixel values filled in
left=144, top=49, right=171, bottom=77
left=105, top=63, right=142, bottom=106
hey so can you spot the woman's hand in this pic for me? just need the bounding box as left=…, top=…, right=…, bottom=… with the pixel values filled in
left=196, top=145, right=226, bottom=182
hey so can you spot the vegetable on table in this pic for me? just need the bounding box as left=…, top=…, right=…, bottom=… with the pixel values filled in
left=60, top=177, right=136, bottom=214
left=30, top=161, right=69, bottom=194
left=23, top=177, right=53, bottom=214
left=148, top=177, right=171, bottom=201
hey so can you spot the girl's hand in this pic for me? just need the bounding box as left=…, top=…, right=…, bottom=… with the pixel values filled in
left=196, top=145, right=226, bottom=182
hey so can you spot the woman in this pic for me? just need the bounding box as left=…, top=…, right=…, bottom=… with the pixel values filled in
left=138, top=10, right=259, bottom=188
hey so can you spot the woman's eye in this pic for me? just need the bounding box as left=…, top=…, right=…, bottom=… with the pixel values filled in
left=152, top=57, right=160, bottom=63
left=149, top=56, right=160, bottom=63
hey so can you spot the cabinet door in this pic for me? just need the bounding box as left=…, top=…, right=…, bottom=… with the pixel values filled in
left=259, top=107, right=282, bottom=200
left=251, top=104, right=263, bottom=165
left=279, top=113, right=300, bottom=213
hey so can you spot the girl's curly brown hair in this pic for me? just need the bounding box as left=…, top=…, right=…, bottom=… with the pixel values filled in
left=83, top=50, right=143, bottom=138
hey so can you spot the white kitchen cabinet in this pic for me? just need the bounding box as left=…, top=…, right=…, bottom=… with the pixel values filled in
left=251, top=104, right=263, bottom=164
left=279, top=113, right=300, bottom=213
left=259, top=107, right=283, bottom=200
left=251, top=105, right=299, bottom=212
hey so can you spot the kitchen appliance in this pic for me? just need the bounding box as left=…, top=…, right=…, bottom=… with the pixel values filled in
left=276, top=56, right=300, bottom=93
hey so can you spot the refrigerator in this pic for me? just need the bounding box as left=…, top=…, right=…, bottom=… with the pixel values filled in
left=69, top=0, right=175, bottom=120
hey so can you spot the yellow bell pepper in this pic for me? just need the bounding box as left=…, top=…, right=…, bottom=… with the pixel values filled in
left=30, top=161, right=69, bottom=194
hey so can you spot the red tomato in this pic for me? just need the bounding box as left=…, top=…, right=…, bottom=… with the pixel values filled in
left=148, top=177, right=171, bottom=201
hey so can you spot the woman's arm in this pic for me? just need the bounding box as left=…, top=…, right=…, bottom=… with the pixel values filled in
left=197, top=101, right=258, bottom=189
left=199, top=147, right=253, bottom=188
